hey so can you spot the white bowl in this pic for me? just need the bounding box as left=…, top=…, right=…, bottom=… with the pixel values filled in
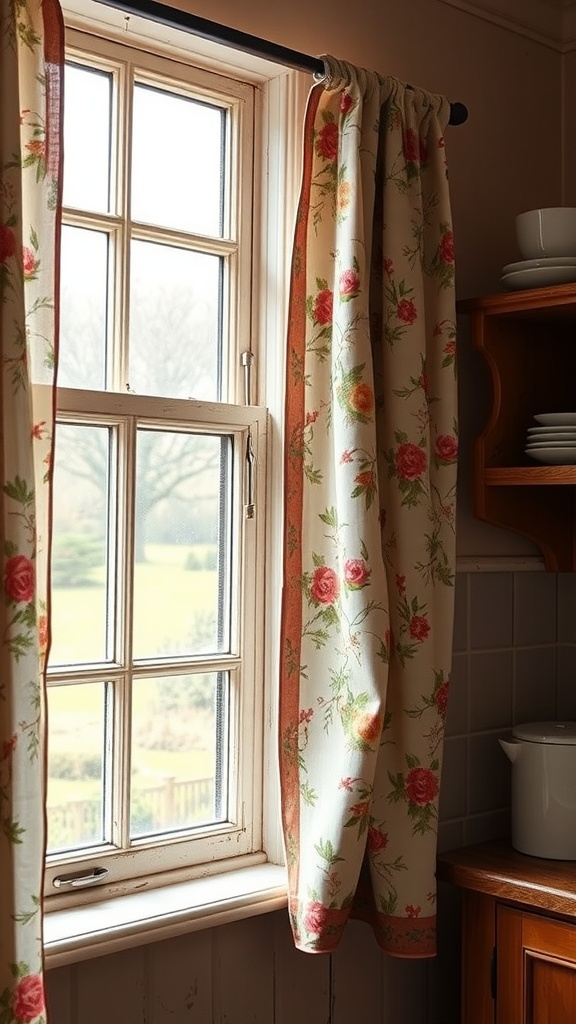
left=516, top=207, right=576, bottom=260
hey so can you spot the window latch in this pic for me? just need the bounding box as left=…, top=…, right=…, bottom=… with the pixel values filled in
left=53, top=866, right=110, bottom=889
left=245, top=428, right=255, bottom=519
left=241, top=351, right=254, bottom=405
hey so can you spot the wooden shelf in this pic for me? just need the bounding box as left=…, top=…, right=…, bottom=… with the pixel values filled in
left=485, top=466, right=576, bottom=485
left=458, top=283, right=576, bottom=570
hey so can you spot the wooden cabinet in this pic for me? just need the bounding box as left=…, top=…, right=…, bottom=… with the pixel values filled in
left=437, top=839, right=576, bottom=1024
left=459, top=283, right=576, bottom=570
left=497, top=906, right=576, bottom=1023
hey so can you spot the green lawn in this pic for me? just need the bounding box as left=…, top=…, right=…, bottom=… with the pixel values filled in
left=46, top=543, right=220, bottom=843
left=49, top=543, right=218, bottom=664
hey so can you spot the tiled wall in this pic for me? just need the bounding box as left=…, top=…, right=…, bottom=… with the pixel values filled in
left=439, top=566, right=568, bottom=851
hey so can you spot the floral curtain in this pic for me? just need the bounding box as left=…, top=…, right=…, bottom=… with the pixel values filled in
left=280, top=56, right=458, bottom=957
left=1, top=0, right=63, bottom=1019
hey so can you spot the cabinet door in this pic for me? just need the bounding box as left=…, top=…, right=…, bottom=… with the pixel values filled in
left=497, top=905, right=576, bottom=1023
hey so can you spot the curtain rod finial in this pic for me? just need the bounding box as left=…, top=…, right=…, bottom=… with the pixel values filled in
left=449, top=101, right=468, bottom=126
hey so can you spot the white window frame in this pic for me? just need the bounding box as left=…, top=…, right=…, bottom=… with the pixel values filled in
left=44, top=0, right=310, bottom=958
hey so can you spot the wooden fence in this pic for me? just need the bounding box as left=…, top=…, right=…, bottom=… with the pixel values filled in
left=47, top=775, right=215, bottom=848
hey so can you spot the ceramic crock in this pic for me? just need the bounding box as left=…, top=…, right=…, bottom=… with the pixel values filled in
left=499, top=721, right=576, bottom=859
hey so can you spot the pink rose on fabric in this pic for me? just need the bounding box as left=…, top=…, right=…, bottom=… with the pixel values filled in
left=395, top=573, right=406, bottom=595
left=339, top=268, right=360, bottom=300
left=444, top=339, right=456, bottom=358
left=12, top=973, right=45, bottom=1022
left=403, top=128, right=419, bottom=162
left=31, top=420, right=47, bottom=439
left=4, top=554, right=35, bottom=603
left=409, top=614, right=430, bottom=642
left=403, top=128, right=428, bottom=163
left=2, top=734, right=17, bottom=760
left=397, top=298, right=417, bottom=324
left=435, top=680, right=450, bottom=717
left=344, top=558, right=370, bottom=589
left=310, top=566, right=339, bottom=604
left=22, top=246, right=39, bottom=279
left=38, top=614, right=48, bottom=653
left=439, top=230, right=455, bottom=264
left=316, top=120, right=338, bottom=160
left=354, top=469, right=375, bottom=489
left=406, top=904, right=421, bottom=918
left=0, top=223, right=16, bottom=264
left=395, top=443, right=427, bottom=480
left=367, top=827, right=388, bottom=852
left=405, top=767, right=439, bottom=805
left=384, top=257, right=394, bottom=277
left=340, top=91, right=354, bottom=114
left=435, top=434, right=458, bottom=462
left=304, top=900, right=330, bottom=933
left=313, top=288, right=333, bottom=325
left=350, top=800, right=370, bottom=816
left=25, top=139, right=45, bottom=158
left=354, top=711, right=381, bottom=744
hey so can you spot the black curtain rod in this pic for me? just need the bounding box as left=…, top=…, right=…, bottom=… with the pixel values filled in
left=92, top=0, right=468, bottom=126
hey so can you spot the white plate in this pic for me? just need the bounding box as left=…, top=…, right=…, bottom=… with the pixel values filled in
left=534, top=413, right=576, bottom=426
left=526, top=431, right=576, bottom=441
left=503, top=256, right=576, bottom=274
left=526, top=448, right=576, bottom=464
left=527, top=424, right=576, bottom=432
left=501, top=266, right=576, bottom=289
left=526, top=442, right=576, bottom=449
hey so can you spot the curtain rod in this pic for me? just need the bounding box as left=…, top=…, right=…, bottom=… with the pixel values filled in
left=92, top=0, right=468, bottom=126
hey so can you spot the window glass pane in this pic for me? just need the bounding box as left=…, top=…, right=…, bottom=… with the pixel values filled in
left=130, top=672, right=228, bottom=838
left=63, top=62, right=112, bottom=213
left=58, top=226, right=109, bottom=391
left=50, top=423, right=114, bottom=666
left=132, top=83, right=224, bottom=236
left=133, top=430, right=232, bottom=660
left=128, top=240, right=222, bottom=401
left=46, top=682, right=110, bottom=852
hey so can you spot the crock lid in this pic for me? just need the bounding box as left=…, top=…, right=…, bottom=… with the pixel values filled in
left=512, top=721, right=576, bottom=744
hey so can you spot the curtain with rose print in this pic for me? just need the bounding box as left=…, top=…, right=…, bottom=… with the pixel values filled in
left=280, top=56, right=458, bottom=957
left=1, top=0, right=63, bottom=1019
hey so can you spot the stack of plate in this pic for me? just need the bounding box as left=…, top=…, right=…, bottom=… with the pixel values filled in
left=526, top=413, right=576, bottom=464
left=501, top=258, right=576, bottom=291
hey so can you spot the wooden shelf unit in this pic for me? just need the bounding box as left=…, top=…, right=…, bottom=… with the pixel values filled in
left=459, top=282, right=576, bottom=570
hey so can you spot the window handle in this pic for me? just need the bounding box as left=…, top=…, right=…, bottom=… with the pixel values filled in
left=52, top=866, right=109, bottom=889
left=245, top=429, right=255, bottom=519
left=241, top=351, right=254, bottom=405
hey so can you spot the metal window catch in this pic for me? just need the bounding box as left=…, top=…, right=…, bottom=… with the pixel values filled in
left=245, top=429, right=255, bottom=519
left=53, top=866, right=110, bottom=889
left=241, top=351, right=254, bottom=406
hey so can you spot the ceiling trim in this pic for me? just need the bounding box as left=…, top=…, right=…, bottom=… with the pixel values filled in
left=437, top=0, right=576, bottom=50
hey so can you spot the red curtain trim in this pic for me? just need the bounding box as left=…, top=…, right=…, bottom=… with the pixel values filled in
left=278, top=83, right=323, bottom=889
left=289, top=896, right=437, bottom=957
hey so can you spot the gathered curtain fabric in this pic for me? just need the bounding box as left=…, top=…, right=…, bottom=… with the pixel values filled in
left=0, top=0, right=63, bottom=1019
left=279, top=56, right=458, bottom=957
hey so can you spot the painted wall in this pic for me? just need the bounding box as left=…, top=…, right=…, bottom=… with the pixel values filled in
left=45, top=2, right=572, bottom=1022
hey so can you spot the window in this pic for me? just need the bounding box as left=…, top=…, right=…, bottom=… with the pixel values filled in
left=45, top=22, right=271, bottom=905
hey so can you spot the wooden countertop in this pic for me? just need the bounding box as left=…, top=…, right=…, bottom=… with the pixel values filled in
left=437, top=838, right=576, bottom=919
